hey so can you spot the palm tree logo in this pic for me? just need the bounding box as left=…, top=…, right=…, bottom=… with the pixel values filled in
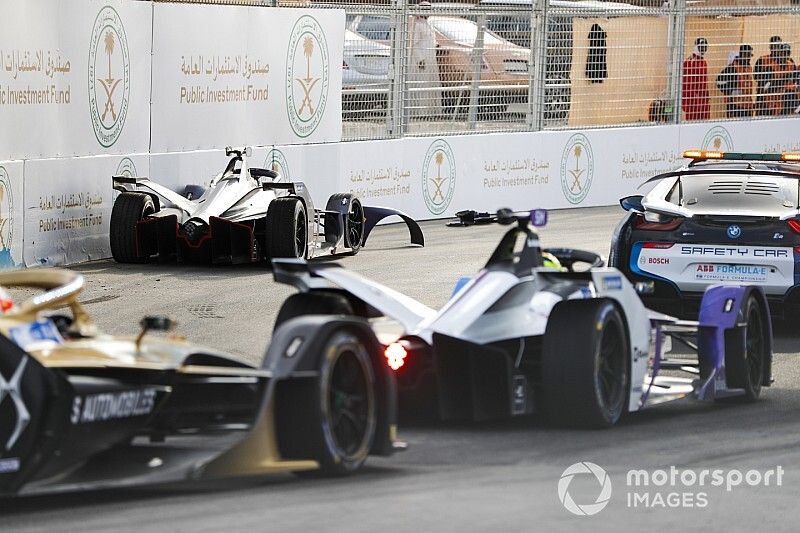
left=97, top=29, right=121, bottom=124
left=296, top=35, right=320, bottom=116
left=713, top=137, right=722, bottom=150
left=568, top=144, right=585, bottom=193
left=429, top=151, right=448, bottom=203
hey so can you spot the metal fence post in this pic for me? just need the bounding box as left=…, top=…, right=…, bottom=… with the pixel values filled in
left=388, top=0, right=408, bottom=138
left=467, top=13, right=487, bottom=128
left=668, top=0, right=687, bottom=124
left=527, top=0, right=546, bottom=131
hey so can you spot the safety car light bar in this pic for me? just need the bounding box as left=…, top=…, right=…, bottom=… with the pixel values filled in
left=682, top=150, right=800, bottom=162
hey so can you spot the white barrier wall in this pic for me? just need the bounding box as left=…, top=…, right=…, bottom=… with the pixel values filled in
left=270, top=120, right=800, bottom=221
left=151, top=5, right=344, bottom=152
left=9, top=118, right=800, bottom=266
left=0, top=0, right=153, bottom=159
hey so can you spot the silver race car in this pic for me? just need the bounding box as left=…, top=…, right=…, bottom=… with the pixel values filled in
left=610, top=150, right=800, bottom=318
left=110, top=147, right=423, bottom=264
left=272, top=209, right=772, bottom=428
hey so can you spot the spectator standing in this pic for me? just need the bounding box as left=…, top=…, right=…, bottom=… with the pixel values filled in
left=682, top=37, right=710, bottom=121
left=717, top=45, right=754, bottom=118
left=754, top=36, right=783, bottom=116
left=778, top=43, right=799, bottom=114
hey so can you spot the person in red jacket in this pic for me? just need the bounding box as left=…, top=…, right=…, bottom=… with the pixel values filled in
left=682, top=37, right=710, bottom=121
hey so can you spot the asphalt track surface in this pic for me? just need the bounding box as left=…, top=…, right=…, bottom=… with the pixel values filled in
left=4, top=206, right=800, bottom=532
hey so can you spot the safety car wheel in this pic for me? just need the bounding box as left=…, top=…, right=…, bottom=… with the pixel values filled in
left=724, top=293, right=766, bottom=402
left=541, top=298, right=629, bottom=428
left=278, top=329, right=377, bottom=476
left=324, top=193, right=365, bottom=254
left=273, top=292, right=354, bottom=333
left=266, top=197, right=307, bottom=259
left=110, top=192, right=155, bottom=263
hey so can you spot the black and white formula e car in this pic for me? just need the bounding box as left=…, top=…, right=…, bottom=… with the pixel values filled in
left=110, top=147, right=423, bottom=264
left=610, top=150, right=800, bottom=318
left=272, top=208, right=773, bottom=428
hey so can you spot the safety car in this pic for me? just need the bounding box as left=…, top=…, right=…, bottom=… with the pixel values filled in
left=610, top=150, right=800, bottom=318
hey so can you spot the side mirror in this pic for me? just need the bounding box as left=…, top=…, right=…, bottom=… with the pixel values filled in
left=620, top=195, right=644, bottom=213
left=529, top=209, right=548, bottom=227
left=141, top=315, right=175, bottom=332
left=136, top=315, right=176, bottom=352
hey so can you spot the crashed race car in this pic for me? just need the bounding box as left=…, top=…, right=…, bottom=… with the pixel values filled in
left=110, top=147, right=423, bottom=264
left=0, top=268, right=400, bottom=496
left=272, top=208, right=772, bottom=428
left=610, top=150, right=800, bottom=318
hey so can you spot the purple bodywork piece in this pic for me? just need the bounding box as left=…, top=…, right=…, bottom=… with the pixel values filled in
left=695, top=285, right=751, bottom=400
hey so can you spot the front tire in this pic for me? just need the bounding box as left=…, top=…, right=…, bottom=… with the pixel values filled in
left=266, top=197, right=307, bottom=259
left=276, top=329, right=377, bottom=476
left=724, top=293, right=767, bottom=401
left=109, top=192, right=155, bottom=263
left=325, top=193, right=365, bottom=254
left=540, top=299, right=629, bottom=428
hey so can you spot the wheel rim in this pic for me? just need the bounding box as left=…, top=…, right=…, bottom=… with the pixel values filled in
left=347, top=200, right=364, bottom=248
left=294, top=208, right=306, bottom=258
left=745, top=302, right=764, bottom=389
left=326, top=345, right=374, bottom=457
left=596, top=319, right=626, bottom=416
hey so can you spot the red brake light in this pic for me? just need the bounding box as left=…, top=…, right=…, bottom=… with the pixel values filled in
left=633, top=215, right=683, bottom=231
left=0, top=298, right=12, bottom=312
left=385, top=342, right=407, bottom=371
left=787, top=220, right=800, bottom=234
left=643, top=242, right=674, bottom=249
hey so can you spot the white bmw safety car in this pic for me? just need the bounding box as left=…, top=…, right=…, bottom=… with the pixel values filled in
left=610, top=150, right=800, bottom=318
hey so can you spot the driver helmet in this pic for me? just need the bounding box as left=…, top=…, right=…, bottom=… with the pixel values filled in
left=541, top=252, right=565, bottom=271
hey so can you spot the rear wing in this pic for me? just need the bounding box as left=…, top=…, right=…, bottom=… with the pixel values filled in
left=272, top=259, right=435, bottom=332
left=112, top=175, right=197, bottom=216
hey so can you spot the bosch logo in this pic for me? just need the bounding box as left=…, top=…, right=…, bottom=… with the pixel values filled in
left=727, top=225, right=742, bottom=239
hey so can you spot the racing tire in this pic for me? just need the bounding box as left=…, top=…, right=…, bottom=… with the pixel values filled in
left=724, top=293, right=767, bottom=402
left=273, top=292, right=354, bottom=333
left=266, top=197, right=307, bottom=259
left=540, top=299, right=629, bottom=428
left=324, top=193, right=365, bottom=254
left=109, top=192, right=155, bottom=263
left=277, top=329, right=377, bottom=476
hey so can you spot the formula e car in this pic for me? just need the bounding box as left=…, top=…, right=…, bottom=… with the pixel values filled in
left=610, top=150, right=800, bottom=318
left=272, top=208, right=772, bottom=428
left=110, top=147, right=423, bottom=264
left=0, top=268, right=399, bottom=496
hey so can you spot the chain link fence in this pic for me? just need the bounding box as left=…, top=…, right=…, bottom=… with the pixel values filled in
left=164, top=0, right=800, bottom=140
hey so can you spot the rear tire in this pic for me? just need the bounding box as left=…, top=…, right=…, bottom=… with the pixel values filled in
left=540, top=299, right=629, bottom=428
left=266, top=197, right=307, bottom=259
left=110, top=192, right=155, bottom=263
left=724, top=293, right=766, bottom=401
left=273, top=292, right=354, bottom=333
left=325, top=193, right=365, bottom=254
left=276, top=329, right=377, bottom=476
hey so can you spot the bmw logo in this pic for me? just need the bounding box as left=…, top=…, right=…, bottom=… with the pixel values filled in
left=727, top=225, right=742, bottom=239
